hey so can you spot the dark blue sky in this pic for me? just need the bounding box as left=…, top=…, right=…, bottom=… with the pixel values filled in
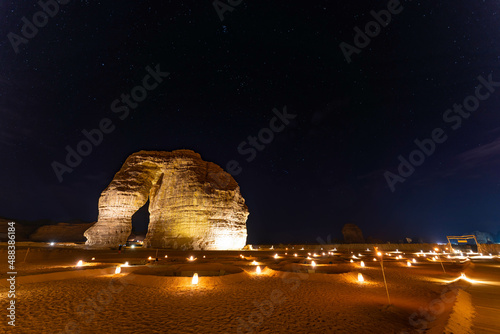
left=1, top=1, right=499, bottom=244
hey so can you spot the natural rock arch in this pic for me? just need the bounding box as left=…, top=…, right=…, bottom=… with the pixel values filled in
left=84, top=150, right=249, bottom=250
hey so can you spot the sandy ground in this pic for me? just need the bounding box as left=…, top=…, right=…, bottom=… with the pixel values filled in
left=0, top=244, right=497, bottom=334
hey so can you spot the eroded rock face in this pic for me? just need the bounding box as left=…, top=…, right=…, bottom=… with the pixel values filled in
left=342, top=223, right=365, bottom=243
left=31, top=222, right=95, bottom=242
left=84, top=150, right=249, bottom=249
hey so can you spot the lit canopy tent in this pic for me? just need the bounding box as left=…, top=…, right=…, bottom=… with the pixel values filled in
left=446, top=235, right=483, bottom=253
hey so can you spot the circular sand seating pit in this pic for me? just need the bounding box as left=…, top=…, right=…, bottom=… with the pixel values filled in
left=268, top=261, right=354, bottom=274
left=133, top=263, right=243, bottom=277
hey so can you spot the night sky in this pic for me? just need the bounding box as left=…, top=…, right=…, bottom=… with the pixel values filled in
left=1, top=1, right=500, bottom=244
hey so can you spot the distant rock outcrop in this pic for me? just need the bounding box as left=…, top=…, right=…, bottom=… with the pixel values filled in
left=84, top=150, right=249, bottom=250
left=342, top=223, right=365, bottom=243
left=30, top=222, right=95, bottom=242
left=470, top=231, right=498, bottom=244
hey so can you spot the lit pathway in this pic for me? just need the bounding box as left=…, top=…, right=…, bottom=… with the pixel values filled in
left=468, top=263, right=500, bottom=333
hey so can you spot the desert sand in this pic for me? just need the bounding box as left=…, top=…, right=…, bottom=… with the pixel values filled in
left=1, top=243, right=498, bottom=334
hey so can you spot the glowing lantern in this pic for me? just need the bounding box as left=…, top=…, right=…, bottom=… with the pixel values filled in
left=294, top=253, right=298, bottom=257
left=148, top=256, right=152, bottom=261
left=203, top=255, right=206, bottom=258
left=251, top=261, right=258, bottom=265
left=165, top=255, right=168, bottom=258
left=434, top=248, right=439, bottom=252
left=50, top=242, right=55, bottom=246
left=115, top=266, right=121, bottom=274
left=350, top=259, right=353, bottom=263
left=256, top=266, right=262, bottom=274
left=76, top=260, right=83, bottom=267
left=131, top=245, right=135, bottom=249
left=360, top=261, right=365, bottom=268
left=412, top=258, right=416, bottom=263
left=192, top=273, right=199, bottom=285
left=377, top=252, right=382, bottom=256
left=311, top=261, right=316, bottom=268
left=123, top=262, right=129, bottom=267
left=358, top=273, right=364, bottom=282
left=373, top=258, right=377, bottom=261
left=407, top=261, right=412, bottom=267
left=274, top=254, right=279, bottom=259
left=91, top=257, right=95, bottom=261
left=188, top=256, right=196, bottom=261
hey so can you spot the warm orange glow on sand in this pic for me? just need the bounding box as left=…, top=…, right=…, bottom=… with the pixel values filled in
left=256, top=266, right=261, bottom=274
left=115, top=266, right=121, bottom=274
left=360, top=261, right=365, bottom=268
left=192, top=273, right=199, bottom=285
left=311, top=261, right=316, bottom=268
left=358, top=273, right=364, bottom=282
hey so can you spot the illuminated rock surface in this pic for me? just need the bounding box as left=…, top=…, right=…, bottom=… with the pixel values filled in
left=84, top=150, right=248, bottom=249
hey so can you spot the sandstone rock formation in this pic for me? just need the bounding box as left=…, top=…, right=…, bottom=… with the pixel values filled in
left=84, top=150, right=249, bottom=250
left=30, top=222, right=95, bottom=242
left=342, top=223, right=365, bottom=243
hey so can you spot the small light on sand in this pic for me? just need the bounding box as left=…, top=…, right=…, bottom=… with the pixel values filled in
left=307, top=256, right=312, bottom=260
left=294, top=253, right=298, bottom=257
left=377, top=252, right=382, bottom=256
left=115, top=266, right=121, bottom=274
left=131, top=245, right=135, bottom=249
left=333, top=248, right=337, bottom=251
left=373, top=258, right=377, bottom=261
left=274, top=253, right=279, bottom=259
left=360, top=261, right=365, bottom=268
left=412, top=258, right=416, bottom=263
left=165, top=255, right=168, bottom=258
left=91, top=257, right=95, bottom=261
left=203, top=255, right=206, bottom=258
left=188, top=256, right=196, bottom=261
left=313, top=253, right=319, bottom=257
left=366, top=248, right=370, bottom=251
left=358, top=273, right=364, bottom=282
left=358, top=253, right=362, bottom=257
left=251, top=261, right=258, bottom=265
left=50, top=242, right=55, bottom=246
left=322, top=252, right=326, bottom=256
left=407, top=261, right=412, bottom=267
left=148, top=256, right=153, bottom=261
left=192, top=273, right=199, bottom=285
left=285, top=253, right=288, bottom=255
left=256, top=266, right=262, bottom=274
left=434, top=248, right=439, bottom=252
left=76, top=260, right=83, bottom=267
left=350, top=259, right=353, bottom=263
left=123, top=261, right=129, bottom=267
left=311, top=261, right=316, bottom=268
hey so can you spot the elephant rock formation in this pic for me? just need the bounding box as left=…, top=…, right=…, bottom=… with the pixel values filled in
left=84, top=150, right=248, bottom=250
